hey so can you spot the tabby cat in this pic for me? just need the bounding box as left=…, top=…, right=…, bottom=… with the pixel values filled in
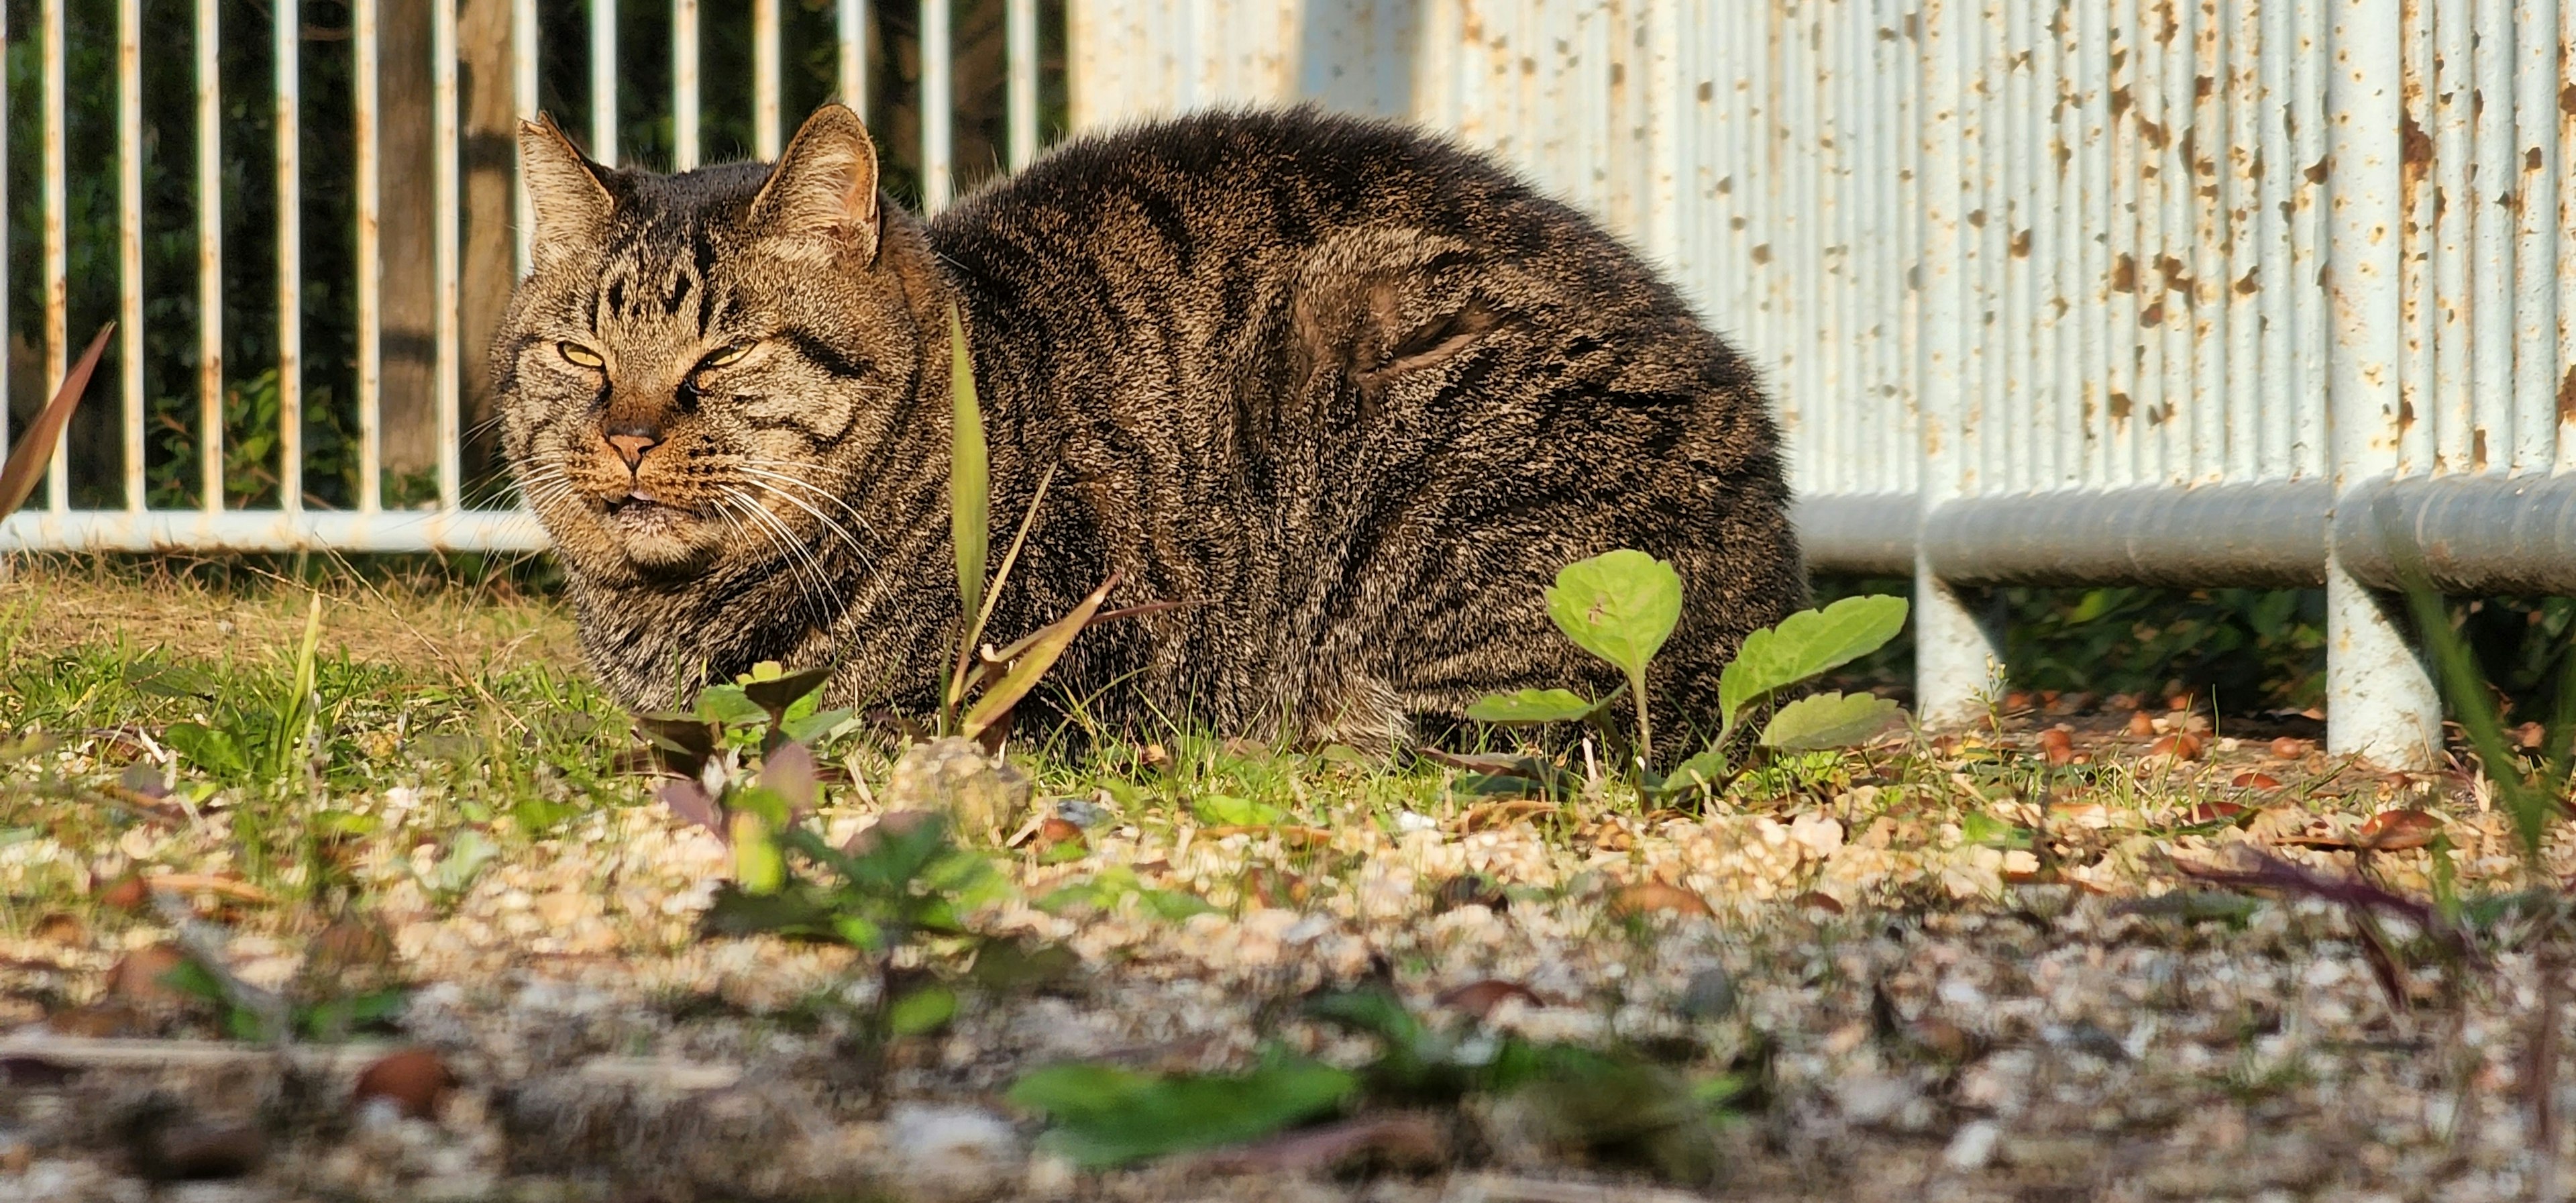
left=494, top=103, right=1803, bottom=747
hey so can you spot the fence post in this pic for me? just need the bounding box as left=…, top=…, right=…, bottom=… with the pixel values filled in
left=2322, top=0, right=2440, bottom=766
left=1913, top=0, right=2004, bottom=727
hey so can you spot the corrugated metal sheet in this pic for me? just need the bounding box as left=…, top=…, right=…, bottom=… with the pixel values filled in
left=1069, top=0, right=2576, bottom=762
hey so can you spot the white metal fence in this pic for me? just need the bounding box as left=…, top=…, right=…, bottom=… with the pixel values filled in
left=11, top=1, right=2571, bottom=764
left=3, top=0, right=1046, bottom=553
left=1072, top=0, right=2576, bottom=764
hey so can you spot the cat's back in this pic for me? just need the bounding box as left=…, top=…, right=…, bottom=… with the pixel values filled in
left=926, top=107, right=1647, bottom=319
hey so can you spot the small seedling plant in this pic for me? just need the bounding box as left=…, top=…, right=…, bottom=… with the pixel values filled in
left=1463, top=548, right=1909, bottom=795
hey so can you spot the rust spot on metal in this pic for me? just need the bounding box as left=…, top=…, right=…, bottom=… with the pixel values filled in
left=1967, top=208, right=1986, bottom=229
left=2400, top=114, right=2433, bottom=172
left=1716, top=175, right=1733, bottom=195
left=2560, top=365, right=2576, bottom=424
left=1751, top=244, right=1772, bottom=265
left=2148, top=402, right=2173, bottom=425
left=2110, top=85, right=2133, bottom=119
left=2108, top=391, right=2133, bottom=421
left=2397, top=398, right=2416, bottom=436
left=2010, top=229, right=2032, bottom=258
left=2196, top=73, right=2214, bottom=100
left=1730, top=215, right=1747, bottom=230
left=2139, top=119, right=2168, bottom=150
left=1697, top=81, right=1713, bottom=103
left=1903, top=13, right=1920, bottom=39
left=2473, top=428, right=2489, bottom=471
left=2112, top=253, right=2137, bottom=293
left=2159, top=256, right=2192, bottom=295
left=2562, top=83, right=2576, bottom=115
left=2234, top=268, right=2259, bottom=296
left=2140, top=303, right=2165, bottom=327
left=2304, top=156, right=2330, bottom=185
left=2530, top=146, right=2545, bottom=171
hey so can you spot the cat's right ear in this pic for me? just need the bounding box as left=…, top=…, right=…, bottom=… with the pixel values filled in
left=519, top=115, right=613, bottom=271
left=748, top=104, right=881, bottom=264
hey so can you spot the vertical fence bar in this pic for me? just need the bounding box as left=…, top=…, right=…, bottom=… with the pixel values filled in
left=1, top=3, right=9, bottom=460
left=754, top=0, right=781, bottom=158
left=197, top=0, right=223, bottom=515
left=2290, top=0, right=2328, bottom=478
left=2324, top=0, right=2439, bottom=766
left=435, top=0, right=462, bottom=511
left=2392, top=0, right=2431, bottom=476
left=838, top=0, right=867, bottom=119
left=119, top=0, right=143, bottom=511
left=2428, top=0, right=2469, bottom=474
left=592, top=0, right=619, bottom=162
left=2513, top=0, right=2559, bottom=472
left=2563, top=11, right=2576, bottom=474
left=2186, top=0, right=2222, bottom=484
left=674, top=0, right=700, bottom=169
left=40, top=0, right=67, bottom=513
left=2076, top=0, right=2108, bottom=485
left=277, top=0, right=304, bottom=513
left=922, top=0, right=953, bottom=208
left=1008, top=0, right=1038, bottom=170
left=356, top=0, right=382, bottom=511
left=2466, top=0, right=2510, bottom=472
left=2255, top=0, right=2294, bottom=480
left=1917, top=0, right=2003, bottom=726
left=515, top=0, right=538, bottom=272
left=2103, top=0, right=2138, bottom=486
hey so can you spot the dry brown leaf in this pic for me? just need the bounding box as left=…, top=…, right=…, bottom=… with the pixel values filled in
left=2231, top=772, right=2283, bottom=790
left=1434, top=978, right=1546, bottom=1018
left=2037, top=729, right=2076, bottom=766
left=1609, top=882, right=1713, bottom=919
left=1794, top=890, right=1847, bottom=914
left=2358, top=808, right=2440, bottom=851
left=354, top=1047, right=455, bottom=1120
left=30, top=913, right=86, bottom=947
left=2269, top=736, right=2314, bottom=759
left=2146, top=733, right=2204, bottom=761
left=2126, top=711, right=2159, bottom=737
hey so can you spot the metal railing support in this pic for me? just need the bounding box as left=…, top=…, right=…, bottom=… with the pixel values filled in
left=2322, top=0, right=2441, bottom=767
left=1913, top=0, right=2005, bottom=727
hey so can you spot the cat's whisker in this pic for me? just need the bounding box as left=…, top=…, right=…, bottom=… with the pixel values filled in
left=720, top=485, right=837, bottom=621
left=734, top=460, right=883, bottom=541
left=735, top=472, right=877, bottom=573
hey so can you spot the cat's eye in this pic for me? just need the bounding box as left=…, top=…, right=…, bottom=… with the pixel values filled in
left=558, top=342, right=605, bottom=369
left=698, top=344, right=752, bottom=370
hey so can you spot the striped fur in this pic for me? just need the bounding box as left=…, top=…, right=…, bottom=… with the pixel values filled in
left=494, top=103, right=1805, bottom=747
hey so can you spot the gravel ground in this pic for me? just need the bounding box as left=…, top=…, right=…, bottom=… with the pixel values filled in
left=7, top=718, right=2572, bottom=1202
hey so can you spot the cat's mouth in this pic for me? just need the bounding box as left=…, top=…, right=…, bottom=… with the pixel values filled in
left=602, top=488, right=705, bottom=539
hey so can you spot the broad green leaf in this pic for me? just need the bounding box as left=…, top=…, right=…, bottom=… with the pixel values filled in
left=888, top=984, right=959, bottom=1036
left=1958, top=810, right=2032, bottom=850
left=1756, top=690, right=1902, bottom=750
left=1192, top=793, right=1285, bottom=827
left=961, top=573, right=1119, bottom=739
left=780, top=707, right=855, bottom=745
left=1651, top=745, right=1732, bottom=797
left=742, top=667, right=831, bottom=725
left=949, top=303, right=990, bottom=645
left=730, top=812, right=785, bottom=894
left=123, top=662, right=219, bottom=700
left=1465, top=688, right=1601, bottom=725
left=162, top=722, right=248, bottom=778
left=1544, top=550, right=1683, bottom=684
left=1008, top=1057, right=1357, bottom=1167
left=694, top=684, right=769, bottom=727
left=1719, top=595, right=1910, bottom=724
left=1136, top=887, right=1219, bottom=921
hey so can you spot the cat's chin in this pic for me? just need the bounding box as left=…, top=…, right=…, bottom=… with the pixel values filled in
left=602, top=501, right=720, bottom=572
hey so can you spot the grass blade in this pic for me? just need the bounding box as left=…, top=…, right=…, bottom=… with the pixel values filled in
left=0, top=322, right=115, bottom=518
left=951, top=462, right=1057, bottom=707
left=945, top=302, right=989, bottom=714
left=961, top=572, right=1119, bottom=740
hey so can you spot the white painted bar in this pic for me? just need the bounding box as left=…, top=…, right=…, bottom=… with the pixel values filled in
left=515, top=0, right=539, bottom=272
left=196, top=0, right=223, bottom=515
left=1008, top=0, right=1038, bottom=170
left=278, top=0, right=305, bottom=513
left=0, top=509, right=551, bottom=554
left=592, top=0, right=620, bottom=162
left=754, top=0, right=781, bottom=159
left=355, top=0, right=382, bottom=512
left=922, top=0, right=953, bottom=209
left=119, top=0, right=143, bottom=511
left=40, top=0, right=66, bottom=512
left=674, top=0, right=700, bottom=168
left=434, top=0, right=462, bottom=511
left=838, top=0, right=867, bottom=119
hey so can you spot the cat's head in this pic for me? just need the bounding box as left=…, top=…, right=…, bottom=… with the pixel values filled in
left=493, top=104, right=932, bottom=588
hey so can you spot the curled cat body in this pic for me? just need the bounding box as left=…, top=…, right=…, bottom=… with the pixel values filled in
left=494, top=103, right=1804, bottom=747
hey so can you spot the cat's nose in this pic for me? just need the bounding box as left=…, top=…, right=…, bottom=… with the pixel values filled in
left=604, top=425, right=662, bottom=470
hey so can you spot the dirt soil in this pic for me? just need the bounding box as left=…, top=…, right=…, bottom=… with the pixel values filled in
left=0, top=564, right=2568, bottom=1202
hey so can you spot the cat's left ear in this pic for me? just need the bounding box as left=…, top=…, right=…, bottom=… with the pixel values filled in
left=749, top=104, right=882, bottom=264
